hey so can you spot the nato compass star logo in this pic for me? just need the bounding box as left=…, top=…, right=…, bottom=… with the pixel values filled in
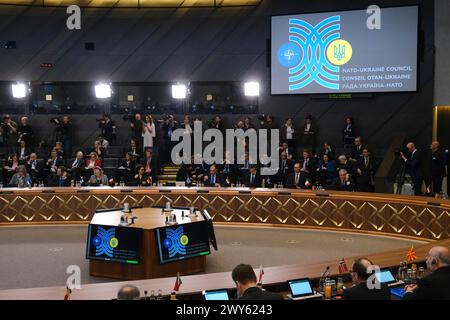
left=163, top=226, right=189, bottom=257
left=92, top=227, right=118, bottom=258
left=277, top=42, right=301, bottom=68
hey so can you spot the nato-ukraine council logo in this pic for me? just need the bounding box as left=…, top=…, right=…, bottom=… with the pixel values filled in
left=93, top=227, right=119, bottom=258
left=163, top=226, right=189, bottom=258
left=277, top=15, right=353, bottom=91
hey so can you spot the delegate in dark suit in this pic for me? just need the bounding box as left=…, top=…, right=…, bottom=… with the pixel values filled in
left=333, top=178, right=355, bottom=192
left=243, top=171, right=262, bottom=188
left=204, top=172, right=225, bottom=187
left=285, top=171, right=309, bottom=189
left=238, top=287, right=284, bottom=300
left=403, top=266, right=450, bottom=300
left=429, top=147, right=447, bottom=196
left=403, top=149, right=423, bottom=196
left=356, top=156, right=377, bottom=192
left=343, top=283, right=390, bottom=300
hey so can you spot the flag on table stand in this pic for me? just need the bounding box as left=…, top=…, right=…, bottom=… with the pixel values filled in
left=338, top=258, right=348, bottom=273
left=258, top=265, right=265, bottom=283
left=63, top=286, right=72, bottom=300
left=406, top=246, right=417, bottom=262
left=173, top=272, right=182, bottom=292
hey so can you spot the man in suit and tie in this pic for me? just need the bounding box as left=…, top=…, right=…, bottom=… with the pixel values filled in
left=140, top=149, right=158, bottom=183
left=68, top=151, right=85, bottom=182
left=49, top=166, right=71, bottom=187
left=127, top=138, right=140, bottom=160
left=232, top=264, right=283, bottom=300
left=400, top=142, right=423, bottom=196
left=204, top=164, right=224, bottom=187
left=356, top=148, right=378, bottom=192
left=333, top=169, right=355, bottom=192
left=404, top=246, right=450, bottom=300
left=286, top=163, right=309, bottom=189
left=343, top=258, right=390, bottom=300
left=427, top=141, right=447, bottom=197
left=26, top=153, right=43, bottom=184
left=300, top=150, right=318, bottom=182
left=244, top=165, right=262, bottom=188
left=220, top=152, right=237, bottom=185
left=277, top=151, right=293, bottom=186
left=350, top=137, right=365, bottom=162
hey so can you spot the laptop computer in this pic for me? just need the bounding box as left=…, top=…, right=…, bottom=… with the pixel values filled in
left=202, top=289, right=229, bottom=301
left=286, top=278, right=323, bottom=300
left=376, top=268, right=404, bottom=287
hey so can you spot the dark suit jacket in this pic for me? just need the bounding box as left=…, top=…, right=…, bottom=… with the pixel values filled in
left=119, top=159, right=136, bottom=172
left=204, top=173, right=225, bottom=186
left=286, top=172, right=309, bottom=189
left=404, top=266, right=450, bottom=300
left=430, top=150, right=447, bottom=179
left=26, top=159, right=44, bottom=176
left=238, top=287, right=284, bottom=300
left=343, top=282, right=390, bottom=300
left=351, top=144, right=366, bottom=160
left=406, top=150, right=423, bottom=180
left=357, top=156, right=378, bottom=179
left=301, top=157, right=318, bottom=171
left=46, top=157, right=64, bottom=169
left=243, top=171, right=262, bottom=188
left=48, top=174, right=72, bottom=187
left=140, top=157, right=158, bottom=178
left=333, top=178, right=355, bottom=191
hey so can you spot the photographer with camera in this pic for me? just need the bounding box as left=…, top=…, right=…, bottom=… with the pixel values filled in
left=0, top=115, right=18, bottom=147
left=98, top=114, right=116, bottom=145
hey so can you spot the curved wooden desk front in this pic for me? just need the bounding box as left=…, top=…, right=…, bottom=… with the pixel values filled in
left=0, top=187, right=448, bottom=241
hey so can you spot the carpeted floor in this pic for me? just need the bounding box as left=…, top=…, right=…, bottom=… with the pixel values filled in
left=0, top=225, right=425, bottom=290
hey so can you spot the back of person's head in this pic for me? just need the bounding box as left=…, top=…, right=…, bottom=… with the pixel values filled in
left=117, top=285, right=140, bottom=300
left=232, top=264, right=257, bottom=285
left=352, top=258, right=373, bottom=281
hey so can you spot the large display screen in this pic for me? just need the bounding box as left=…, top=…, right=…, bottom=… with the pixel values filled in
left=271, top=6, right=418, bottom=94
left=86, top=224, right=142, bottom=265
left=155, top=221, right=211, bottom=264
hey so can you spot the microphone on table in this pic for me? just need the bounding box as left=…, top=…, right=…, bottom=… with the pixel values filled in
left=321, top=266, right=330, bottom=278
left=318, top=266, right=330, bottom=293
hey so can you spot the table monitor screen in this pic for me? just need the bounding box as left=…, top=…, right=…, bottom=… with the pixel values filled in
left=202, top=290, right=229, bottom=301
left=288, top=278, right=314, bottom=297
left=86, top=224, right=142, bottom=265
left=155, top=221, right=211, bottom=264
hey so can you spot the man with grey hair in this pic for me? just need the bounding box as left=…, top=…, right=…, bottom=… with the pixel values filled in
left=404, top=246, right=450, bottom=300
left=117, top=285, right=141, bottom=300
left=400, top=142, right=423, bottom=196
left=333, top=169, right=355, bottom=192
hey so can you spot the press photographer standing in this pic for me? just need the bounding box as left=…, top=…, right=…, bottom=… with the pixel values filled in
left=0, top=115, right=18, bottom=147
left=98, top=114, right=116, bottom=145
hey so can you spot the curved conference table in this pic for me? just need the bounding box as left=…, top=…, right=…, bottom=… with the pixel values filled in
left=0, top=186, right=448, bottom=241
left=0, top=186, right=449, bottom=299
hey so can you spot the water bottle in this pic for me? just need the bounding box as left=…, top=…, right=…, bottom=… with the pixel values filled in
left=149, top=290, right=156, bottom=300
left=156, top=289, right=163, bottom=300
